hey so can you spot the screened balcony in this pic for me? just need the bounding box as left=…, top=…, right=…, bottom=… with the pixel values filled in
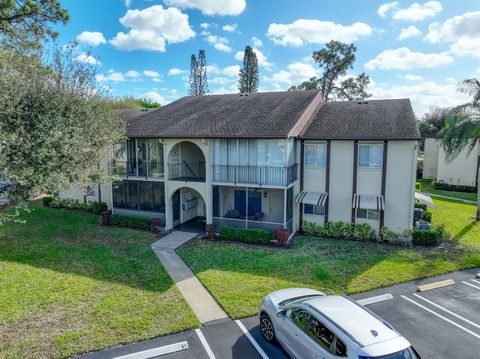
left=110, top=139, right=164, bottom=180
left=212, top=138, right=298, bottom=187
left=167, top=141, right=206, bottom=182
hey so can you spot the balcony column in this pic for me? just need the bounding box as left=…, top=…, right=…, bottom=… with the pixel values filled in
left=204, top=139, right=213, bottom=225
left=245, top=187, right=248, bottom=228
left=283, top=188, right=287, bottom=229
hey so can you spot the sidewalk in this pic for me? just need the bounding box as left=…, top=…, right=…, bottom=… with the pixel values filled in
left=422, top=191, right=477, bottom=204
left=151, top=231, right=229, bottom=324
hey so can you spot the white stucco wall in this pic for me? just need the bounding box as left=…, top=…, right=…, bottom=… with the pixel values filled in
left=302, top=141, right=327, bottom=225
left=437, top=141, right=479, bottom=186
left=384, top=141, right=417, bottom=234
left=422, top=138, right=438, bottom=179
left=328, top=141, right=354, bottom=223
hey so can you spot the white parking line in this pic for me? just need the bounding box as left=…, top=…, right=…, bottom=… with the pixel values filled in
left=413, top=294, right=480, bottom=330
left=471, top=279, right=480, bottom=285
left=357, top=293, right=393, bottom=306
left=113, top=341, right=188, bottom=359
left=235, top=320, right=270, bottom=359
left=195, top=329, right=216, bottom=359
left=462, top=281, right=480, bottom=291
left=401, top=295, right=480, bottom=339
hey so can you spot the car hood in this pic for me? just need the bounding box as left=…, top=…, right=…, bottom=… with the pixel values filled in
left=266, top=288, right=325, bottom=308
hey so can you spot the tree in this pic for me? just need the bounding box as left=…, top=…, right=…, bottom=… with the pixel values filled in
left=238, top=45, right=259, bottom=93
left=289, top=40, right=371, bottom=102
left=0, top=0, right=69, bottom=52
left=439, top=78, right=480, bottom=219
left=189, top=50, right=208, bottom=96
left=0, top=45, right=125, bottom=209
left=417, top=107, right=451, bottom=138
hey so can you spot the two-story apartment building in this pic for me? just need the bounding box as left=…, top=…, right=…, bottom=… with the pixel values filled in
left=59, top=90, right=421, bottom=236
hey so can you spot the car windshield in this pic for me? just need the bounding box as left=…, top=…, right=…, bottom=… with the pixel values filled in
left=360, top=346, right=420, bottom=359
left=278, top=294, right=324, bottom=306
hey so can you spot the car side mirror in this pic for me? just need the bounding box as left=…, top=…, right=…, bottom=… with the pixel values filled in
left=277, top=309, right=285, bottom=318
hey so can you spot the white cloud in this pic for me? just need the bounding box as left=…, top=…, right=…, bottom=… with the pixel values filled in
left=96, top=71, right=125, bottom=82
left=110, top=5, right=195, bottom=52
left=235, top=48, right=272, bottom=69
left=207, top=64, right=240, bottom=76
left=251, top=36, right=263, bottom=48
left=141, top=91, right=166, bottom=105
left=365, top=47, right=453, bottom=70
left=76, top=31, right=106, bottom=46
left=152, top=78, right=163, bottom=82
left=143, top=70, right=160, bottom=77
left=267, top=19, right=372, bottom=46
left=400, top=74, right=424, bottom=81
left=398, top=25, right=421, bottom=40
left=75, top=53, right=101, bottom=65
left=211, top=84, right=238, bottom=94
left=476, top=67, right=480, bottom=74
left=371, top=81, right=469, bottom=116
left=378, top=1, right=442, bottom=21
left=211, top=77, right=233, bottom=85
left=424, top=11, right=480, bottom=58
left=205, top=34, right=232, bottom=52
left=271, top=63, right=317, bottom=85
left=124, top=0, right=132, bottom=8
left=200, top=22, right=210, bottom=29
left=163, top=0, right=246, bottom=16
left=377, top=2, right=398, bottom=18
left=125, top=70, right=141, bottom=78
left=222, top=24, right=237, bottom=32
left=168, top=68, right=186, bottom=76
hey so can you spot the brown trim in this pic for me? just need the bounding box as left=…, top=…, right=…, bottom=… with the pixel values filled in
left=476, top=155, right=480, bottom=186
left=380, top=141, right=388, bottom=229
left=299, top=141, right=305, bottom=227
left=298, top=137, right=421, bottom=141
left=351, top=140, right=358, bottom=224
left=325, top=140, right=331, bottom=224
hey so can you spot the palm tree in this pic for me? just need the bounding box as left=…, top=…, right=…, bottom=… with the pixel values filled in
left=440, top=78, right=480, bottom=219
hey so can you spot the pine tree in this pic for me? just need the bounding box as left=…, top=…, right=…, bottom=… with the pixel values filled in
left=188, top=54, right=198, bottom=96
left=238, top=46, right=259, bottom=93
left=188, top=50, right=208, bottom=96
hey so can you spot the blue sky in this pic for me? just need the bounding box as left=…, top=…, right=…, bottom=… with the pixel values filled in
left=54, top=0, right=480, bottom=116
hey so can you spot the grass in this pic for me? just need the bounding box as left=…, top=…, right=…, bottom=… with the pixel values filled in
left=417, top=178, right=477, bottom=202
left=178, top=197, right=480, bottom=319
left=0, top=202, right=199, bottom=359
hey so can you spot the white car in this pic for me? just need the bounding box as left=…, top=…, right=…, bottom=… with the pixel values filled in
left=259, top=288, right=420, bottom=359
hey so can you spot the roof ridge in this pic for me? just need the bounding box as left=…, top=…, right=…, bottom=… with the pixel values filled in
left=288, top=90, right=324, bottom=138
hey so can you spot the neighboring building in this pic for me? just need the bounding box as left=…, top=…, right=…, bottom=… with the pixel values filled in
left=423, top=138, right=479, bottom=186
left=59, top=91, right=421, bottom=235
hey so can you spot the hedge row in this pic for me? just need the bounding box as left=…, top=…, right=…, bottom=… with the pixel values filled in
left=219, top=226, right=271, bottom=245
left=411, top=225, right=444, bottom=246
left=43, top=196, right=108, bottom=215
left=434, top=182, right=477, bottom=193
left=110, top=214, right=151, bottom=231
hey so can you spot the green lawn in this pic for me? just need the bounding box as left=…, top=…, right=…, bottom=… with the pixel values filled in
left=178, top=197, right=480, bottom=318
left=417, top=178, right=477, bottom=202
left=0, top=203, right=199, bottom=359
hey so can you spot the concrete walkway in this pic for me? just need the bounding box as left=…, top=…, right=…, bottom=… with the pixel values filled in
left=151, top=231, right=229, bottom=324
left=422, top=191, right=477, bottom=204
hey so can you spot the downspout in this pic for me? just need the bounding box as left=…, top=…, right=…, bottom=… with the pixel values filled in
left=351, top=141, right=358, bottom=225
left=299, top=140, right=305, bottom=229
left=380, top=141, right=388, bottom=230
left=409, top=142, right=418, bottom=230
left=325, top=140, right=331, bottom=224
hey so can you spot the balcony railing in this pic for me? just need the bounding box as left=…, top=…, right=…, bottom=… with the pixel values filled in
left=110, top=160, right=164, bottom=179
left=168, top=162, right=206, bottom=182
left=212, top=164, right=298, bottom=186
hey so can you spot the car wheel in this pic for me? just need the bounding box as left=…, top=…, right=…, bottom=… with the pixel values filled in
left=260, top=313, right=275, bottom=343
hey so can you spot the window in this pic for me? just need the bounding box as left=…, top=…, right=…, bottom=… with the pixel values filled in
left=304, top=204, right=325, bottom=216
left=286, top=309, right=310, bottom=331
left=306, top=316, right=335, bottom=352
left=305, top=144, right=326, bottom=166
left=359, top=144, right=383, bottom=168
left=113, top=180, right=165, bottom=213
left=356, top=208, right=380, bottom=220
left=334, top=338, right=347, bottom=357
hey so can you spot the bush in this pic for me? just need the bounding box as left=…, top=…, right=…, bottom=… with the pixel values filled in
left=274, top=228, right=289, bottom=247
left=411, top=225, right=444, bottom=246
left=219, top=226, right=271, bottom=245
left=49, top=198, right=91, bottom=211
left=302, top=221, right=321, bottom=235
left=434, top=182, right=477, bottom=193
left=91, top=201, right=108, bottom=215
left=352, top=223, right=376, bottom=241
left=110, top=214, right=151, bottom=231
left=415, top=182, right=421, bottom=190
left=42, top=196, right=54, bottom=207
left=423, top=211, right=432, bottom=223
left=414, top=202, right=428, bottom=211
left=380, top=226, right=399, bottom=242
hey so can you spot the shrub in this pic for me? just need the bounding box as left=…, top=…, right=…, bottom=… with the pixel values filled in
left=274, top=228, right=289, bottom=247
left=321, top=221, right=353, bottom=239
left=353, top=223, right=376, bottom=241
left=423, top=211, right=432, bottom=223
left=205, top=224, right=217, bottom=240
left=110, top=214, right=151, bottom=231
left=219, top=226, right=271, bottom=245
left=380, top=226, right=399, bottom=242
left=411, top=225, right=444, bottom=246
left=49, top=198, right=91, bottom=211
left=414, top=202, right=428, bottom=211
left=433, top=182, right=477, bottom=193
left=42, top=196, right=54, bottom=207
left=302, top=221, right=321, bottom=235
left=101, top=210, right=111, bottom=226
left=91, top=201, right=108, bottom=215
left=415, top=182, right=421, bottom=191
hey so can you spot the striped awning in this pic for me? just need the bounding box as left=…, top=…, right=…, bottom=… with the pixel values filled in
left=296, top=192, right=328, bottom=206
left=353, top=194, right=384, bottom=211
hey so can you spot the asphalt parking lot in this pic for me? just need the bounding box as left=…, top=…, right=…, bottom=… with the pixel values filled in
left=77, top=268, right=480, bottom=359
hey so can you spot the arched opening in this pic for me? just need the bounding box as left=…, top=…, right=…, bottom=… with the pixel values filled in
left=171, top=187, right=206, bottom=232
left=168, top=141, right=206, bottom=182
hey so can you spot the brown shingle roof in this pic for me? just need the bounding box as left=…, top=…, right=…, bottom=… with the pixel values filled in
left=124, top=90, right=322, bottom=138
left=300, top=99, right=421, bottom=140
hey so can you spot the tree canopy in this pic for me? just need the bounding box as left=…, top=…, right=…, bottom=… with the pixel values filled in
left=0, top=0, right=69, bottom=51
left=189, top=50, right=208, bottom=96
left=289, top=40, right=371, bottom=102
left=238, top=45, right=259, bottom=93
